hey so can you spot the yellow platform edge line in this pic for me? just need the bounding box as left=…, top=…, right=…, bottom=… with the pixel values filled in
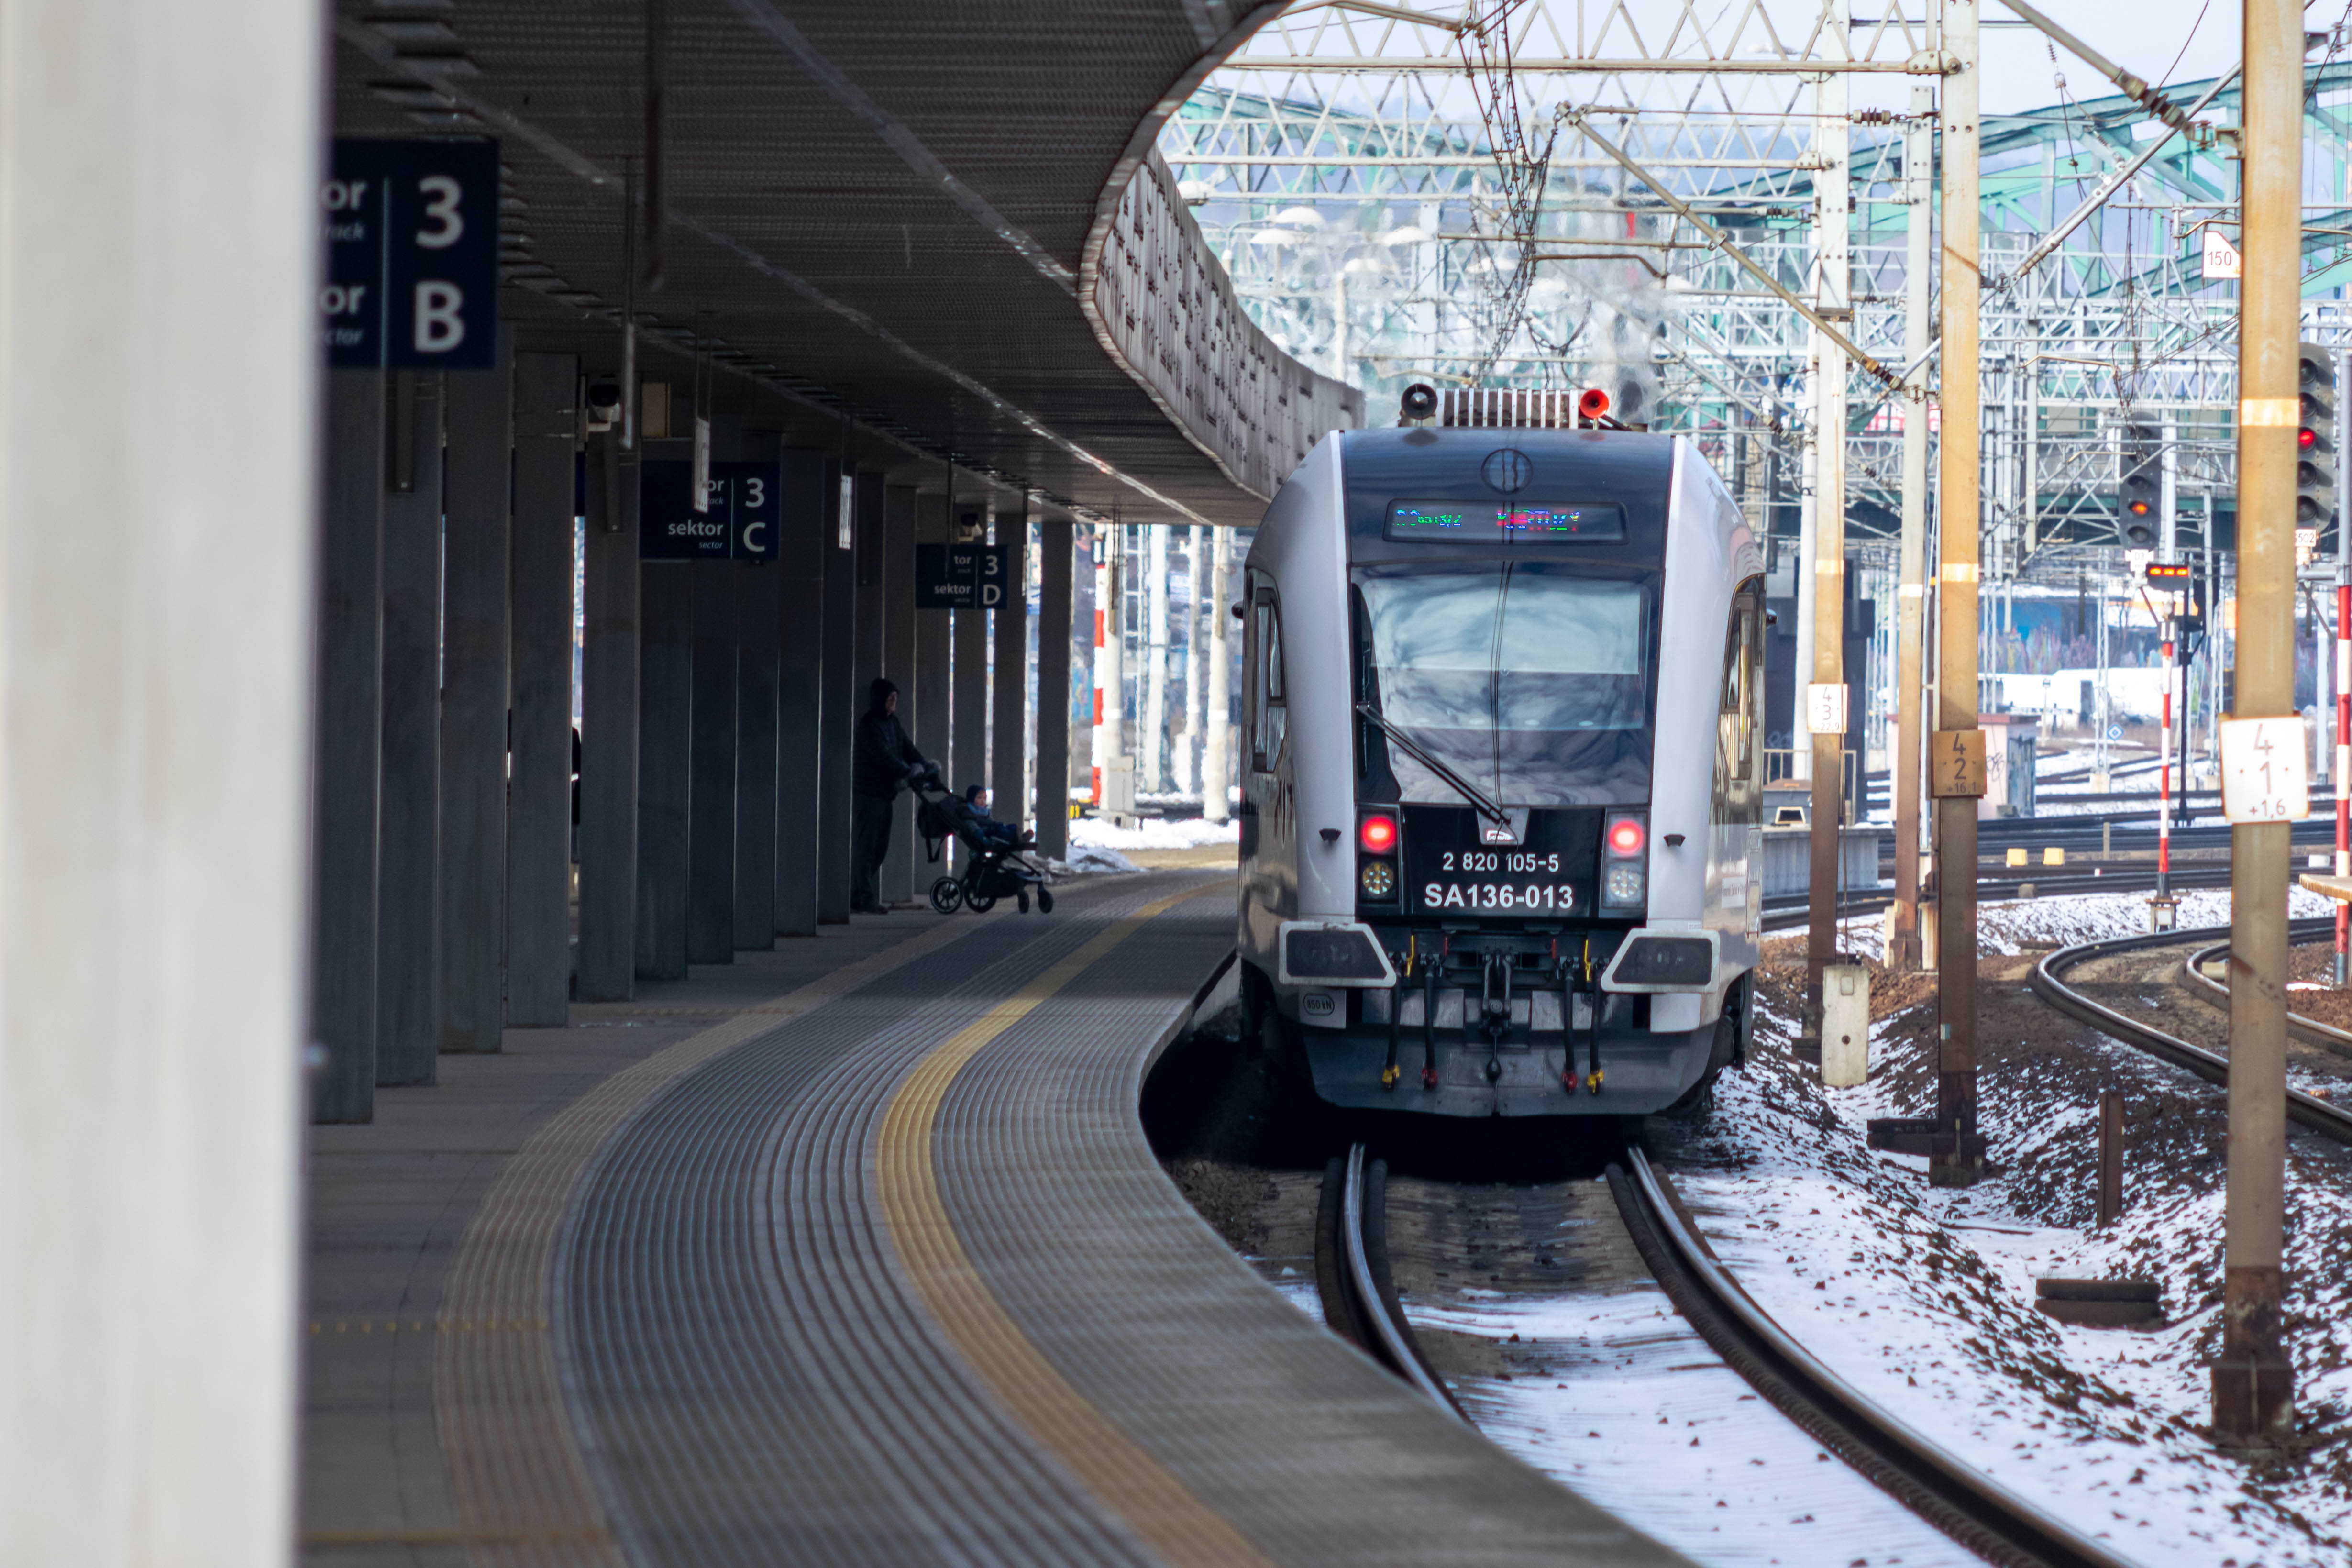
left=875, top=882, right=1273, bottom=1568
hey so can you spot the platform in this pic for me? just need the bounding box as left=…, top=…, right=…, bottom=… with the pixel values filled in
left=300, top=869, right=1682, bottom=1568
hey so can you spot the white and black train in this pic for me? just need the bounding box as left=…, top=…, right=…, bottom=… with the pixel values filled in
left=1236, top=412, right=1766, bottom=1119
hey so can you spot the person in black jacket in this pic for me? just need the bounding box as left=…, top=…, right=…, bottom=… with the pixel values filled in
left=850, top=678, right=931, bottom=913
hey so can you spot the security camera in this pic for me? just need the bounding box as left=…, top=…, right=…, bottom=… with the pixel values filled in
left=585, top=377, right=623, bottom=419
left=1399, top=383, right=1438, bottom=424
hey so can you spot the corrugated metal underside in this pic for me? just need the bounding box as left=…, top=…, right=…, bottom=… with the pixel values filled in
left=331, top=0, right=1287, bottom=523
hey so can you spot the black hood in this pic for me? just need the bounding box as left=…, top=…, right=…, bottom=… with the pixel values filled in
left=867, top=677, right=899, bottom=716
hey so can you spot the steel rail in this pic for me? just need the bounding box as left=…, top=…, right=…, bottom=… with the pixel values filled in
left=2028, top=921, right=2352, bottom=1143
left=1608, top=1150, right=2139, bottom=1568
left=2179, top=934, right=2352, bottom=1060
left=1315, top=1144, right=1469, bottom=1420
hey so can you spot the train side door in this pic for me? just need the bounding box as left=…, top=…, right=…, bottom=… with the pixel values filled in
left=1240, top=572, right=1296, bottom=955
left=1709, top=578, right=1766, bottom=954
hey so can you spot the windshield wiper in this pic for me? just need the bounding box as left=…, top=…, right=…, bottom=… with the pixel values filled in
left=1354, top=702, right=1511, bottom=828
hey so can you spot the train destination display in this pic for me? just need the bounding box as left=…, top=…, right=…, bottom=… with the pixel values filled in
left=1385, top=499, right=1626, bottom=542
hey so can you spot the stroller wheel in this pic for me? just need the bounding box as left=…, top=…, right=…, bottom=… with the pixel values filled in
left=966, top=892, right=996, bottom=914
left=1016, top=890, right=1030, bottom=914
left=1037, top=888, right=1054, bottom=914
left=928, top=877, right=964, bottom=916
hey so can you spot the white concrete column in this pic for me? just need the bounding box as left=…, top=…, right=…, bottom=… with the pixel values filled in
left=1184, top=524, right=1207, bottom=795
left=0, top=0, right=319, bottom=1561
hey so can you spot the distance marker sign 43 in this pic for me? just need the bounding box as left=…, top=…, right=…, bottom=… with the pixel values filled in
left=323, top=140, right=499, bottom=370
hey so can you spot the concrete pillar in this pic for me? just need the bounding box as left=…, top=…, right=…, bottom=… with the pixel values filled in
left=437, top=348, right=512, bottom=1055
left=376, top=373, right=443, bottom=1085
left=0, top=0, right=318, bottom=1551
left=852, top=472, right=885, bottom=727
left=636, top=561, right=693, bottom=979
left=736, top=551, right=781, bottom=950
left=313, top=371, right=385, bottom=1118
left=1183, top=524, right=1206, bottom=796
left=1204, top=526, right=1233, bottom=823
left=950, top=504, right=989, bottom=802
left=992, top=501, right=1030, bottom=830
left=578, top=433, right=641, bottom=1000
left=774, top=451, right=828, bottom=936
left=884, top=485, right=919, bottom=903
left=1142, top=523, right=1169, bottom=791
left=951, top=603, right=988, bottom=794
left=819, top=464, right=868, bottom=922
left=687, top=558, right=738, bottom=964
left=1035, top=519, right=1076, bottom=861
left=914, top=494, right=951, bottom=879
left=507, top=353, right=577, bottom=1024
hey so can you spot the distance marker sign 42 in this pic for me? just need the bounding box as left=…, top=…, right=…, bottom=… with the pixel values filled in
left=322, top=139, right=499, bottom=370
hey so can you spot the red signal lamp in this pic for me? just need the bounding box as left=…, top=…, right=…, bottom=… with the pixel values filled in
left=1605, top=816, right=1645, bottom=857
left=1578, top=387, right=1612, bottom=421
left=1358, top=814, right=1399, bottom=855
left=2301, top=426, right=2320, bottom=449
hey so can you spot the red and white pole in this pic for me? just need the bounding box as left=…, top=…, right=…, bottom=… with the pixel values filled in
left=2336, top=580, right=2349, bottom=983
left=1091, top=533, right=1109, bottom=806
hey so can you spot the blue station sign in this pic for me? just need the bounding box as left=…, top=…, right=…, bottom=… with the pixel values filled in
left=640, top=461, right=780, bottom=560
left=322, top=139, right=501, bottom=370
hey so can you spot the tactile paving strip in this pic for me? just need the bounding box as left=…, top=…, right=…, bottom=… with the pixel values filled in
left=556, top=874, right=1689, bottom=1567
left=427, top=907, right=1017, bottom=1568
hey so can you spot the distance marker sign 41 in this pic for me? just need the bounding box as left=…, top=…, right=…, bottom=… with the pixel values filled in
left=322, top=140, right=499, bottom=370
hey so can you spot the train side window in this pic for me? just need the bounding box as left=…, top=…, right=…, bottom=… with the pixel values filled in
left=1721, top=583, right=1763, bottom=784
left=1252, top=588, right=1286, bottom=771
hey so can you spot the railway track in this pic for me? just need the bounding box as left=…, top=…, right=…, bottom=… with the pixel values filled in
left=1312, top=1144, right=1464, bottom=1420
left=1313, top=1139, right=2135, bottom=1568
left=2027, top=918, right=2352, bottom=1145
left=1759, top=859, right=2223, bottom=930
left=2179, top=933, right=2352, bottom=1061
left=1606, top=1150, right=2135, bottom=1568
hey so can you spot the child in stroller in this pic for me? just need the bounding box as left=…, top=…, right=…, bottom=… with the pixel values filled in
left=913, top=772, right=1055, bottom=915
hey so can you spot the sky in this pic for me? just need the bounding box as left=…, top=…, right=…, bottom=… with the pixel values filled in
left=1863, top=0, right=2336, bottom=117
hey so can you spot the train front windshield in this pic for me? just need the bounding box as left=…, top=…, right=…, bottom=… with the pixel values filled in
left=1358, top=562, right=1654, bottom=806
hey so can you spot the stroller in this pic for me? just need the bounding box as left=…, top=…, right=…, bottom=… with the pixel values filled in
left=913, top=771, right=1056, bottom=916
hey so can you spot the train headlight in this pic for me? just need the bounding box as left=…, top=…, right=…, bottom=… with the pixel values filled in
left=1360, top=861, right=1397, bottom=899
left=1602, top=811, right=1647, bottom=911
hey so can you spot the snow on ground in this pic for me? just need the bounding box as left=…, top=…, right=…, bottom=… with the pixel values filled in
left=1669, top=901, right=2352, bottom=1568
left=1832, top=886, right=2340, bottom=967
left=1410, top=1291, right=1978, bottom=1568
left=1039, top=845, right=1141, bottom=875
left=1068, top=814, right=1239, bottom=850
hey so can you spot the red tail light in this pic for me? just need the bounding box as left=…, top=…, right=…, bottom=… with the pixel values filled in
left=1606, top=816, right=1645, bottom=857
left=1359, top=814, right=1399, bottom=855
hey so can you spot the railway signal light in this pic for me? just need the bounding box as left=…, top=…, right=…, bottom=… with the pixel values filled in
left=2298, top=341, right=2337, bottom=530
left=2115, top=420, right=2162, bottom=550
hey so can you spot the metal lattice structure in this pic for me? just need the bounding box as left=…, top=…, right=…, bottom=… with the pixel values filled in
left=1166, top=7, right=2352, bottom=560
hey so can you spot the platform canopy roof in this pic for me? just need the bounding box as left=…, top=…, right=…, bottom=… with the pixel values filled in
left=332, top=0, right=1344, bottom=525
